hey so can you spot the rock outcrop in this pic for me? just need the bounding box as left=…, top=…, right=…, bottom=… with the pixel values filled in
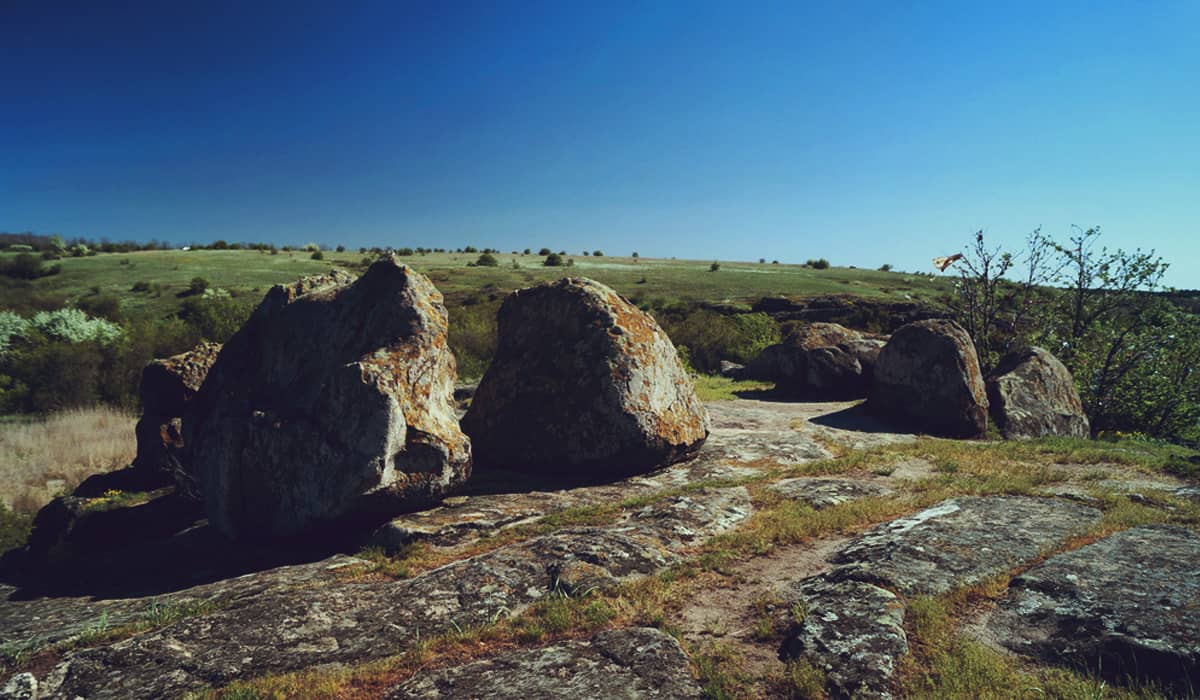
left=752, top=295, right=946, bottom=333
left=388, top=628, right=704, bottom=699
left=462, top=277, right=708, bottom=478
left=780, top=496, right=1102, bottom=698
left=869, top=319, right=989, bottom=437
left=988, top=525, right=1200, bottom=691
left=986, top=346, right=1090, bottom=440
left=743, top=323, right=885, bottom=398
left=184, top=257, right=471, bottom=539
left=133, top=341, right=221, bottom=484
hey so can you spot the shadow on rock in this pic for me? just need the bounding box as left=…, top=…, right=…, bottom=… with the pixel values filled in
left=1, top=494, right=373, bottom=601
left=809, top=403, right=916, bottom=435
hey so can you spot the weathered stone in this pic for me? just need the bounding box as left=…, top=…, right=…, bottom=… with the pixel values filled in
left=719, top=359, right=746, bottom=379
left=988, top=525, right=1200, bottom=690
left=184, top=258, right=471, bottom=538
left=780, top=577, right=907, bottom=700
left=133, top=341, right=221, bottom=477
left=869, top=319, right=989, bottom=437
left=388, top=627, right=704, bottom=699
left=32, top=487, right=750, bottom=698
left=462, top=278, right=708, bottom=477
left=21, top=492, right=199, bottom=564
left=986, top=346, right=1090, bottom=440
left=743, top=323, right=862, bottom=383
left=830, top=496, right=1101, bottom=596
left=0, top=673, right=36, bottom=700
left=767, top=478, right=894, bottom=509
left=138, top=341, right=221, bottom=416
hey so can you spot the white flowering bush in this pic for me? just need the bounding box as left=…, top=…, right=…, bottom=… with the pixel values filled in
left=0, top=311, right=29, bottom=355
left=28, top=308, right=122, bottom=345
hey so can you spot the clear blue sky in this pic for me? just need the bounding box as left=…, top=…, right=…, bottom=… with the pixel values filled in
left=3, top=1, right=1198, bottom=287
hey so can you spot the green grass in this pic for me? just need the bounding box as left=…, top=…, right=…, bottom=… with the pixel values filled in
left=0, top=248, right=952, bottom=320
left=690, top=375, right=774, bottom=401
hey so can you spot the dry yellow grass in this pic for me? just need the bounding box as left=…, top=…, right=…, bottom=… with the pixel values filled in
left=0, top=406, right=136, bottom=514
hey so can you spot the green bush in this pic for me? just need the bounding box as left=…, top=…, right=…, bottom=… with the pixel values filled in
left=475, top=253, right=499, bottom=267
left=806, top=258, right=830, bottom=269
left=659, top=309, right=780, bottom=373
left=310, top=250, right=324, bottom=261
left=1, top=253, right=60, bottom=280
left=538, top=247, right=552, bottom=256
left=710, top=261, right=720, bottom=272
left=0, top=503, right=33, bottom=554
left=544, top=253, right=564, bottom=267
left=448, top=301, right=499, bottom=379
left=178, top=295, right=255, bottom=343
left=131, top=280, right=152, bottom=293
left=188, top=277, right=210, bottom=296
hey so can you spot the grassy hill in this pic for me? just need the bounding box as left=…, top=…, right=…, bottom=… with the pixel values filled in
left=0, top=248, right=952, bottom=319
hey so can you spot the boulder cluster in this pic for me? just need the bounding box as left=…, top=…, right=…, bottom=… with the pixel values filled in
left=743, top=317, right=1088, bottom=439
left=92, top=259, right=707, bottom=541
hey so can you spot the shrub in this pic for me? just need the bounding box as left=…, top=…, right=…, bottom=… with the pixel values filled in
left=593, top=250, right=603, bottom=257
left=448, top=301, right=499, bottom=379
left=29, top=308, right=122, bottom=345
left=0, top=312, right=30, bottom=356
left=188, top=277, right=210, bottom=296
left=544, top=253, right=564, bottom=267
left=396, top=247, right=414, bottom=256
left=1, top=253, right=60, bottom=280
left=178, top=296, right=255, bottom=343
left=879, top=263, right=893, bottom=272
left=131, top=280, right=152, bottom=293
left=335, top=245, right=345, bottom=253
left=710, top=261, right=720, bottom=272
left=475, top=253, right=499, bottom=267
left=633, top=252, right=639, bottom=258
left=538, top=248, right=552, bottom=256
left=75, top=294, right=123, bottom=322
left=806, top=258, right=830, bottom=269
left=659, top=309, right=780, bottom=373
left=311, top=250, right=325, bottom=261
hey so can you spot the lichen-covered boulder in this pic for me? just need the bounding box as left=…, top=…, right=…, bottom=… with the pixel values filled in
left=743, top=324, right=883, bottom=398
left=869, top=319, right=988, bottom=437
left=462, top=278, right=708, bottom=477
left=743, top=322, right=862, bottom=383
left=986, top=346, right=1090, bottom=439
left=184, top=257, right=471, bottom=538
left=133, top=341, right=221, bottom=477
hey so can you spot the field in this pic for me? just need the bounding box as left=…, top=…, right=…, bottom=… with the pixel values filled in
left=0, top=249, right=953, bottom=318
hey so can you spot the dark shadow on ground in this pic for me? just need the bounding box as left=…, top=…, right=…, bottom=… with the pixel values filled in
left=1, top=508, right=371, bottom=601
left=809, top=402, right=915, bottom=435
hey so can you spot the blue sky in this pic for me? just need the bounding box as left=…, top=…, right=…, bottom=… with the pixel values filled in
left=3, top=1, right=1198, bottom=287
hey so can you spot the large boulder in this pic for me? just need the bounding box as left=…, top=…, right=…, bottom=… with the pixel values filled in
left=869, top=319, right=989, bottom=437
left=986, top=346, right=1090, bottom=439
left=743, top=323, right=883, bottom=398
left=133, top=341, right=221, bottom=480
left=184, top=257, right=471, bottom=539
left=462, top=278, right=708, bottom=477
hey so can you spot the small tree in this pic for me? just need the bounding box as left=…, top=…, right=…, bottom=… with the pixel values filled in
left=632, top=252, right=639, bottom=259
left=311, top=250, right=324, bottom=260
left=709, top=261, right=720, bottom=272
left=538, top=247, right=552, bottom=256
left=544, top=253, right=564, bottom=267
left=188, top=277, right=210, bottom=296
left=593, top=250, right=603, bottom=257
left=475, top=253, right=499, bottom=267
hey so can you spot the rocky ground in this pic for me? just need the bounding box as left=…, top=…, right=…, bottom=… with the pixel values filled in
left=2, top=396, right=1198, bottom=699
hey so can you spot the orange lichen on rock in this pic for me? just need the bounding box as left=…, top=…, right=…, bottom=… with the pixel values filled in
left=462, top=277, right=709, bottom=478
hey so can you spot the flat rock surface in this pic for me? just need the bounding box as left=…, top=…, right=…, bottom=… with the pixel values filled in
left=27, top=487, right=751, bottom=699
left=829, top=496, right=1102, bottom=596
left=767, top=478, right=894, bottom=509
left=387, top=627, right=703, bottom=699
left=780, top=576, right=907, bottom=700
left=986, top=525, right=1200, bottom=690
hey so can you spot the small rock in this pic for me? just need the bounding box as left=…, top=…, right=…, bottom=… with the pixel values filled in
left=869, top=319, right=989, bottom=437
left=462, top=278, right=709, bottom=478
left=767, top=478, right=894, bottom=509
left=387, top=627, right=703, bottom=699
left=780, top=576, right=907, bottom=700
left=0, top=673, right=37, bottom=700
left=986, top=346, right=1089, bottom=440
